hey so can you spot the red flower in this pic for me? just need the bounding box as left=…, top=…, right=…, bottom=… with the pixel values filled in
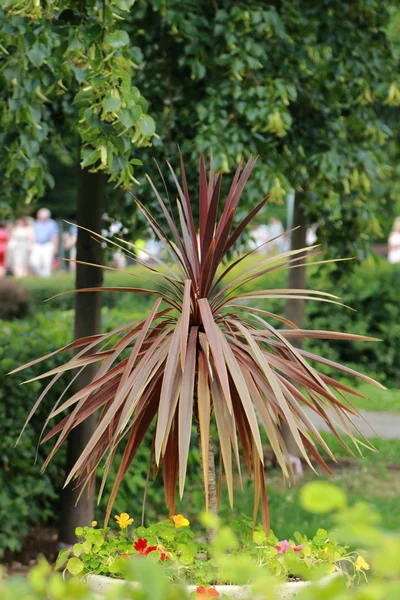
left=134, top=539, right=171, bottom=561
left=196, top=586, right=220, bottom=598
left=121, top=553, right=129, bottom=560
left=134, top=538, right=149, bottom=555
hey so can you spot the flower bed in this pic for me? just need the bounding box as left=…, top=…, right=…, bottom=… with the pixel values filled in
left=56, top=512, right=368, bottom=589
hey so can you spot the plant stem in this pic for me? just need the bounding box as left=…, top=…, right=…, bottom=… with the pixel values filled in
left=199, top=428, right=218, bottom=546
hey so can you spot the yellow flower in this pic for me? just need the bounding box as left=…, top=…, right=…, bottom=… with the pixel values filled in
left=115, top=513, right=134, bottom=529
left=356, top=555, right=370, bottom=571
left=91, top=521, right=98, bottom=527
left=173, top=514, right=190, bottom=528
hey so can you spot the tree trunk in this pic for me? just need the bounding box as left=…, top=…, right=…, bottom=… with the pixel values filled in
left=197, top=416, right=218, bottom=545
left=205, top=437, right=218, bottom=545
left=59, top=168, right=105, bottom=545
left=281, top=193, right=308, bottom=458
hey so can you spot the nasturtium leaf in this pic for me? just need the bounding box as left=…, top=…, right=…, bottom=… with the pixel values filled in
left=300, top=482, right=347, bottom=514
left=138, top=115, right=156, bottom=136
left=103, top=93, right=121, bottom=113
left=73, top=543, right=82, bottom=557
left=104, top=30, right=130, bottom=48
left=67, top=557, right=84, bottom=576
left=253, top=530, right=266, bottom=545
left=109, top=558, right=128, bottom=574
left=82, top=541, right=92, bottom=554
left=55, top=549, right=70, bottom=570
left=179, top=553, right=194, bottom=566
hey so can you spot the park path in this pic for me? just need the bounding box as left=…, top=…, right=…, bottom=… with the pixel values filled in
left=307, top=409, right=400, bottom=440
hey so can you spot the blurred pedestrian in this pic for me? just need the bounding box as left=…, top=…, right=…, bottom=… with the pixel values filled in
left=0, top=221, right=9, bottom=277
left=30, top=208, right=59, bottom=277
left=388, top=217, right=400, bottom=264
left=62, top=224, right=77, bottom=272
left=9, top=216, right=35, bottom=278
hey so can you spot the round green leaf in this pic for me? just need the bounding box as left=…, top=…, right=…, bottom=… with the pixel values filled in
left=67, top=557, right=84, bottom=576
left=104, top=30, right=130, bottom=49
left=103, top=93, right=121, bottom=113
left=138, top=115, right=156, bottom=136
left=300, top=482, right=347, bottom=514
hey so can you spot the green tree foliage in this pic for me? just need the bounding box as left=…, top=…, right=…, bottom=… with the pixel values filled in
left=0, top=0, right=155, bottom=216
left=132, top=0, right=400, bottom=257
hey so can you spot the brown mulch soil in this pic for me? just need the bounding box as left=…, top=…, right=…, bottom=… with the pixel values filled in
left=2, top=525, right=59, bottom=576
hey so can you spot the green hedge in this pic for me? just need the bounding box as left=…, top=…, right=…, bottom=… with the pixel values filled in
left=22, top=267, right=158, bottom=312
left=0, top=313, right=72, bottom=555
left=0, top=306, right=166, bottom=556
left=305, top=257, right=400, bottom=388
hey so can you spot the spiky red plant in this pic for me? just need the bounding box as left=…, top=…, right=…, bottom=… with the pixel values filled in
left=12, top=154, right=381, bottom=530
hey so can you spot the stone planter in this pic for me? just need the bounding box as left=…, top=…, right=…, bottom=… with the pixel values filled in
left=86, top=573, right=333, bottom=600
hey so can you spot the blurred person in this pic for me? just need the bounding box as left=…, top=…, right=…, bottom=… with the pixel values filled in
left=0, top=221, right=9, bottom=277
left=388, top=217, right=400, bottom=264
left=306, top=223, right=318, bottom=246
left=9, top=216, right=35, bottom=278
left=111, top=251, right=127, bottom=269
left=62, top=224, right=77, bottom=272
left=30, top=208, right=59, bottom=277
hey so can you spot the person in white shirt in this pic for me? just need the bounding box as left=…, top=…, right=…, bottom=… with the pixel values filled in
left=388, top=217, right=400, bottom=264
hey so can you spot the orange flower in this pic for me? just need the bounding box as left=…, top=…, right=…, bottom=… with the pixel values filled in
left=173, top=514, right=190, bottom=528
left=196, top=586, right=220, bottom=598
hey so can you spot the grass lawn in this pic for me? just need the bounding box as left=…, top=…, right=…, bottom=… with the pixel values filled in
left=342, top=382, right=400, bottom=413
left=172, top=436, right=400, bottom=540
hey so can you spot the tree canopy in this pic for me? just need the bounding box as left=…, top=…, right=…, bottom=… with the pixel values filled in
left=132, top=0, right=400, bottom=256
left=1, top=0, right=399, bottom=256
left=0, top=0, right=154, bottom=216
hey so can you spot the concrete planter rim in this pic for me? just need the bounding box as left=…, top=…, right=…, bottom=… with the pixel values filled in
left=86, top=572, right=335, bottom=600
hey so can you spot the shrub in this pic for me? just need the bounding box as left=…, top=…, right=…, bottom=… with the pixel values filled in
left=0, top=278, right=31, bottom=320
left=0, top=307, right=168, bottom=556
left=305, top=257, right=400, bottom=387
left=0, top=313, right=74, bottom=555
left=23, top=267, right=158, bottom=312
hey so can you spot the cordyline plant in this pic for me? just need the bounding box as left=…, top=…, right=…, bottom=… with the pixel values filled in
left=12, top=154, right=381, bottom=531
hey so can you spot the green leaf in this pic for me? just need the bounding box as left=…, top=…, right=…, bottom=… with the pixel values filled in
left=66, top=557, right=84, bottom=576
left=253, top=530, right=266, bottom=545
left=73, top=543, right=82, bottom=556
left=104, top=30, right=130, bottom=48
left=55, top=549, right=70, bottom=570
left=138, top=115, right=156, bottom=136
left=80, top=149, right=100, bottom=168
left=109, top=557, right=128, bottom=574
left=115, top=0, right=136, bottom=11
left=119, top=108, right=134, bottom=128
left=27, top=45, right=46, bottom=68
left=300, top=482, right=347, bottom=514
left=103, top=93, right=121, bottom=113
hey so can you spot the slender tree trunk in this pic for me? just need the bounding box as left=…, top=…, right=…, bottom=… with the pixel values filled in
left=197, top=415, right=218, bottom=545
left=206, top=437, right=218, bottom=516
left=59, top=168, right=105, bottom=545
left=281, top=193, right=308, bottom=457
left=204, top=437, right=218, bottom=546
